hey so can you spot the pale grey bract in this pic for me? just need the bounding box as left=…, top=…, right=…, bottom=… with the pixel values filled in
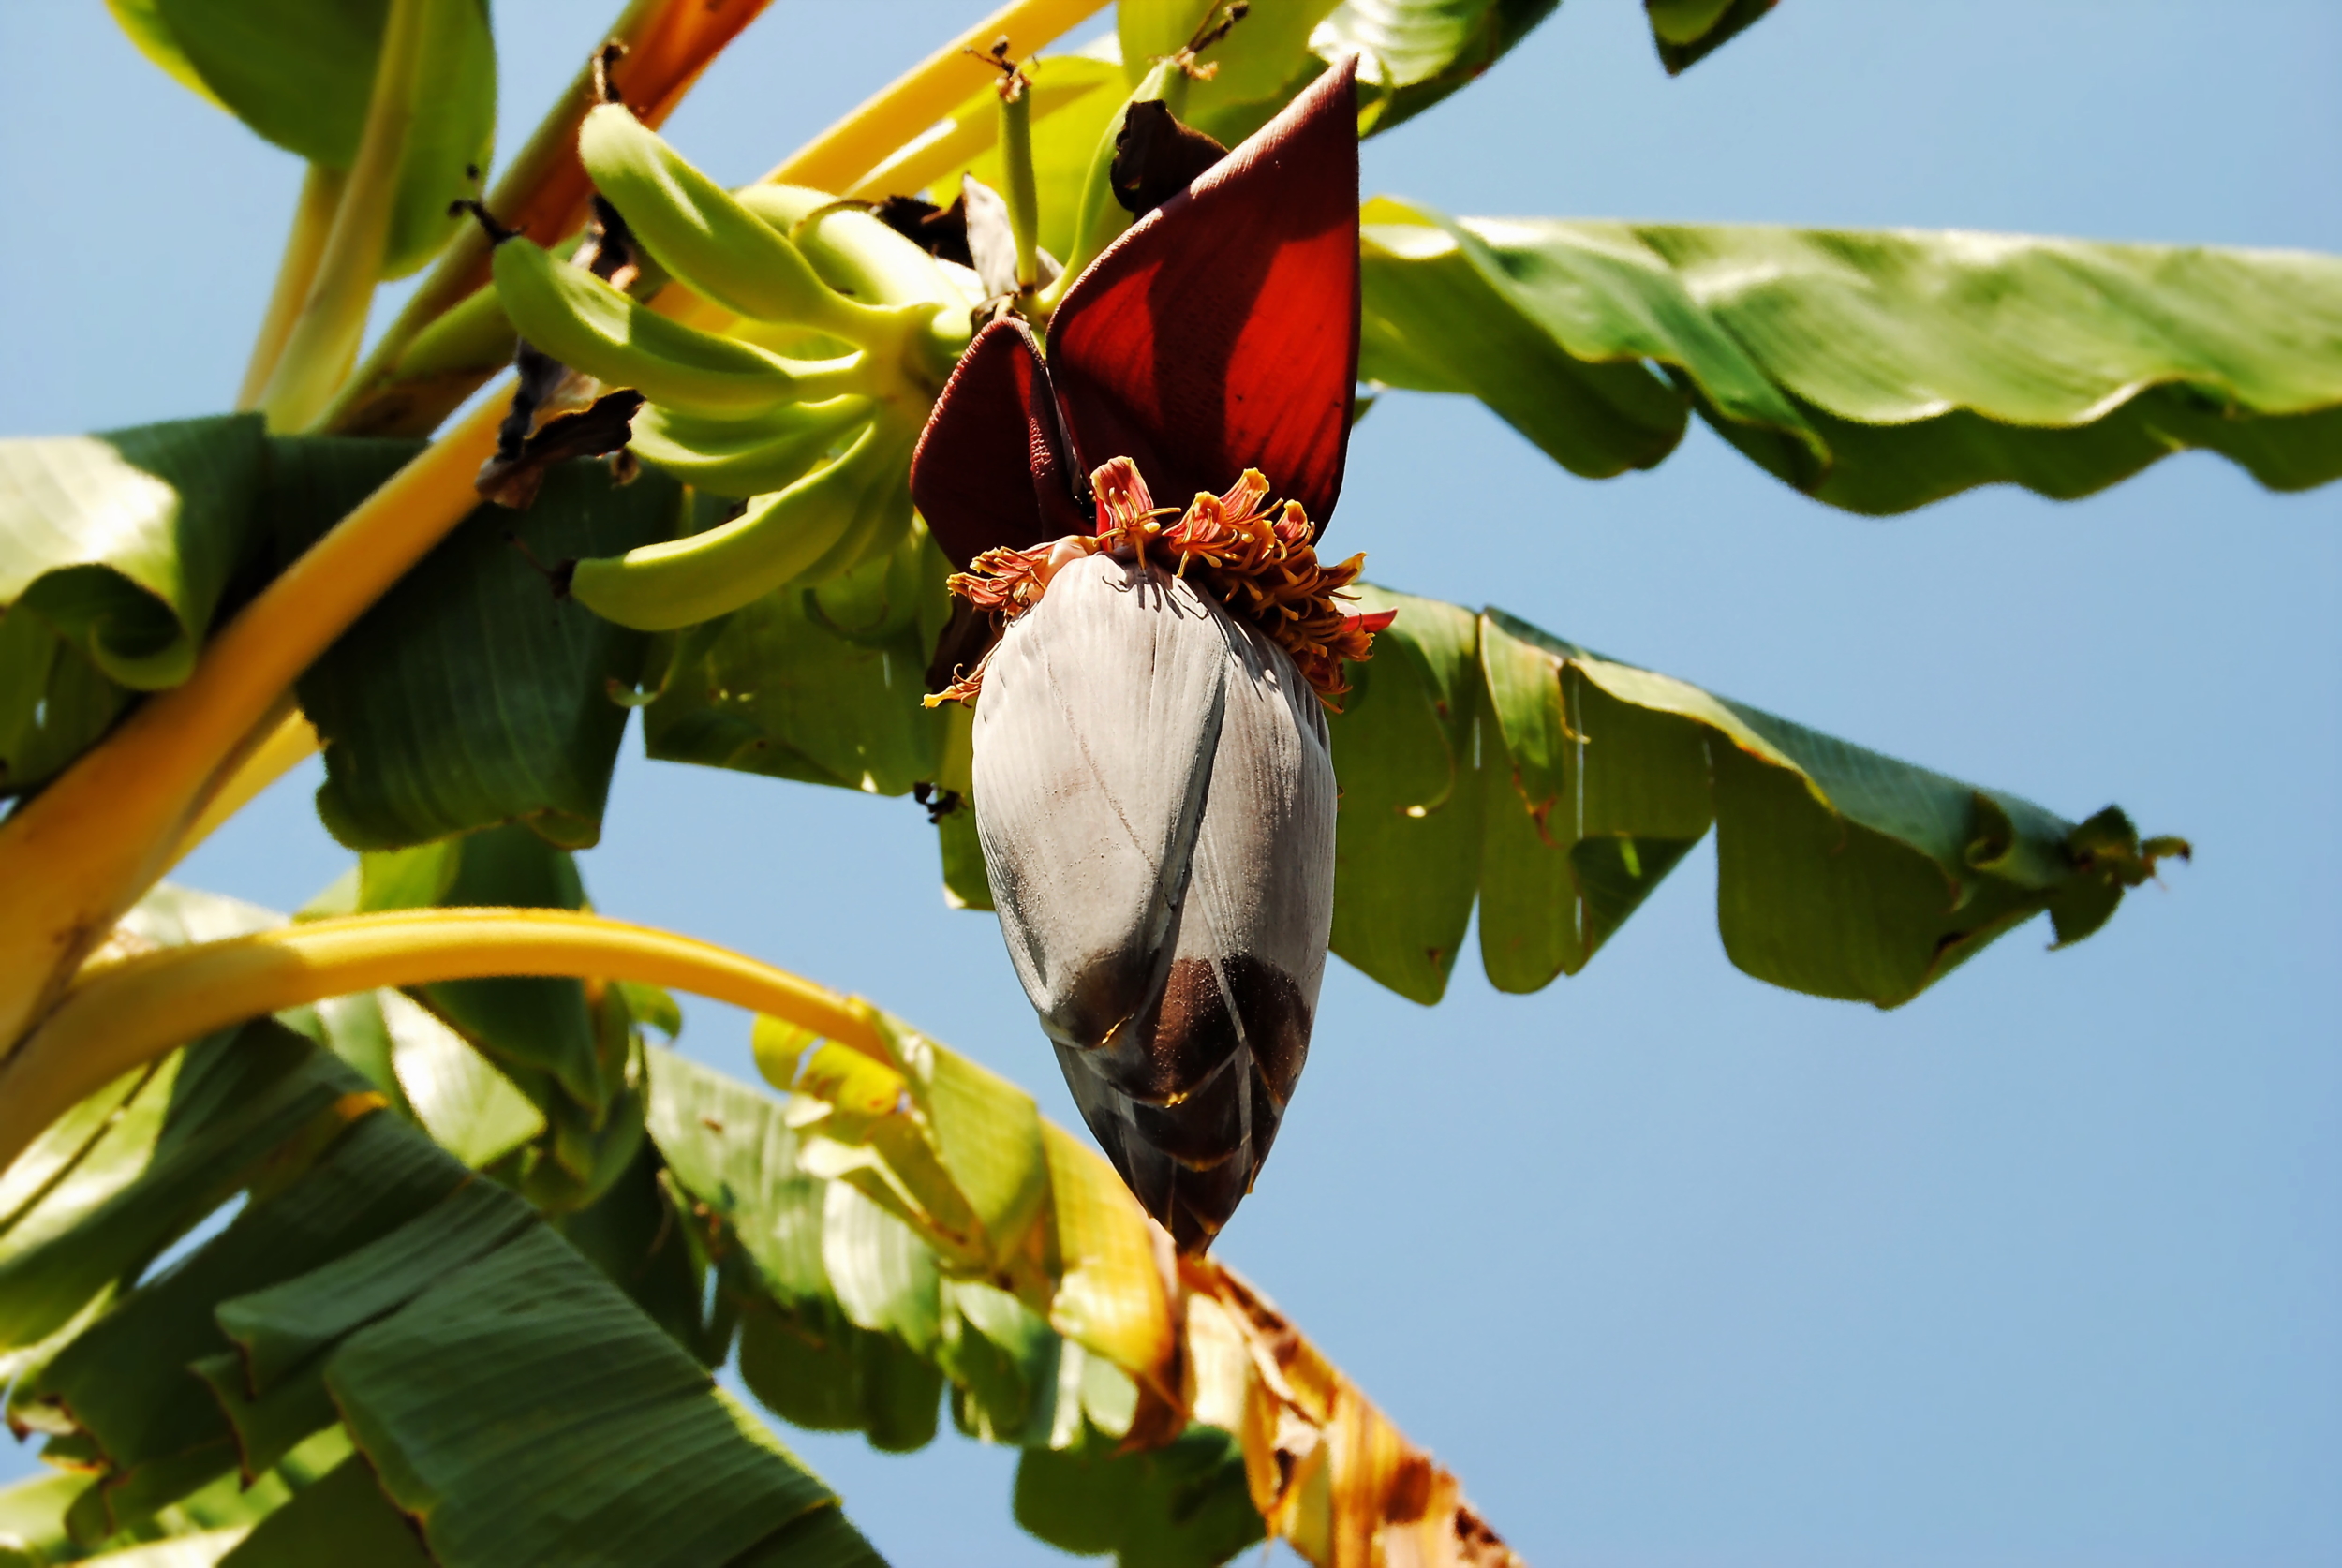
left=971, top=550, right=1335, bottom=1251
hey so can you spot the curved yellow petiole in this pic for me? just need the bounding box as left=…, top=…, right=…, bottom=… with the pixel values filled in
left=0, top=393, right=505, bottom=1053
left=0, top=908, right=886, bottom=1175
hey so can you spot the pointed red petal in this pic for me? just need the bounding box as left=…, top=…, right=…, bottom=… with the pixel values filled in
left=1047, top=56, right=1360, bottom=531
left=910, top=318, right=1090, bottom=567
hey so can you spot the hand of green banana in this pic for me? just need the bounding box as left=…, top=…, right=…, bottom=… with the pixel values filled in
left=566, top=419, right=916, bottom=632
left=490, top=238, right=867, bottom=418
left=627, top=396, right=875, bottom=497
left=489, top=106, right=988, bottom=633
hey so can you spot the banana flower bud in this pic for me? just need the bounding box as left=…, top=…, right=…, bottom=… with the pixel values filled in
left=911, top=59, right=1380, bottom=1250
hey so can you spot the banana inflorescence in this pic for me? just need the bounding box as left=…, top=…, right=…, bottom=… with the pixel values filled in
left=490, top=102, right=978, bottom=632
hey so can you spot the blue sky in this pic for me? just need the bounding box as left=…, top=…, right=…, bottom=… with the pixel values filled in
left=3, top=3, right=2337, bottom=1564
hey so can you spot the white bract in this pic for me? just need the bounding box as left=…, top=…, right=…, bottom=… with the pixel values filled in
left=971, top=551, right=1336, bottom=1250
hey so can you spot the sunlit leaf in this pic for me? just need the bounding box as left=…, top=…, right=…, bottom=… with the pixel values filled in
left=1361, top=199, right=2342, bottom=510
left=133, top=0, right=496, bottom=277
left=1313, top=0, right=1561, bottom=133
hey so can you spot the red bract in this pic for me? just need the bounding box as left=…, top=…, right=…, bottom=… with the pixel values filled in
left=911, top=55, right=1362, bottom=564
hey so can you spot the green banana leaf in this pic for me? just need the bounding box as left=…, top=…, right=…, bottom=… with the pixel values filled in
left=3, top=1037, right=885, bottom=1568
left=1327, top=585, right=2185, bottom=1007
left=288, top=460, right=678, bottom=851
left=0, top=423, right=442, bottom=799
left=645, top=1047, right=1262, bottom=1568
left=642, top=529, right=945, bottom=796
left=0, top=416, right=266, bottom=793
left=1360, top=198, right=2342, bottom=511
left=1315, top=0, right=1561, bottom=132
left=1645, top=0, right=1777, bottom=74
left=1013, top=1426, right=1264, bottom=1568
left=116, top=0, right=496, bottom=278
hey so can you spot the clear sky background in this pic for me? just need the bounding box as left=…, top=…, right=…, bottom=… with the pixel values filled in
left=4, top=3, right=2338, bottom=1565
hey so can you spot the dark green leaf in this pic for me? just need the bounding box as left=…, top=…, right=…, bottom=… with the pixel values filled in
left=1646, top=0, right=1776, bottom=74
left=1326, top=585, right=1484, bottom=1005
left=330, top=1226, right=846, bottom=1568
left=290, top=460, right=678, bottom=850
left=217, top=1457, right=431, bottom=1568
left=1360, top=200, right=2342, bottom=511
left=643, top=529, right=941, bottom=798
left=23, top=1110, right=461, bottom=1540
left=555, top=1143, right=725, bottom=1364
left=1012, top=1425, right=1263, bottom=1568
left=1323, top=596, right=2179, bottom=1008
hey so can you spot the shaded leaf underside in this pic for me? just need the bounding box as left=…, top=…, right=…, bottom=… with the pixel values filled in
left=1360, top=199, right=2342, bottom=511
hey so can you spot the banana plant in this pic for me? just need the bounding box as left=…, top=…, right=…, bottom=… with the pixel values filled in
left=0, top=0, right=2332, bottom=1565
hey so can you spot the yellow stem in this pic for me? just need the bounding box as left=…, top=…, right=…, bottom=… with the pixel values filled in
left=236, top=166, right=348, bottom=412
left=167, top=707, right=323, bottom=873
left=765, top=0, right=1106, bottom=191
left=0, top=395, right=507, bottom=1054
left=0, top=909, right=882, bottom=1174
left=256, top=0, right=431, bottom=432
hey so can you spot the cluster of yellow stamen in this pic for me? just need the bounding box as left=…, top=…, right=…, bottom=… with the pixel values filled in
left=927, top=457, right=1396, bottom=709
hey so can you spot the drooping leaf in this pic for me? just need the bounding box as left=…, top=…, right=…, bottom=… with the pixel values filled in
left=1325, top=591, right=2182, bottom=1007
left=134, top=0, right=496, bottom=277
left=288, top=459, right=678, bottom=850
left=1313, top=0, right=1562, bottom=133
left=22, top=1108, right=451, bottom=1541
left=1645, top=0, right=1777, bottom=75
left=215, top=1457, right=431, bottom=1568
left=1360, top=199, right=2342, bottom=511
left=1325, top=584, right=1484, bottom=1005
left=0, top=416, right=267, bottom=792
left=1014, top=1424, right=1264, bottom=1568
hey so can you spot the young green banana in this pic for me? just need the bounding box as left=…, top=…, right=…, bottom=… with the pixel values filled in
left=490, top=237, right=867, bottom=419
left=628, top=396, right=874, bottom=497
left=579, top=105, right=897, bottom=346
left=567, top=422, right=900, bottom=631
left=792, top=422, right=917, bottom=584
